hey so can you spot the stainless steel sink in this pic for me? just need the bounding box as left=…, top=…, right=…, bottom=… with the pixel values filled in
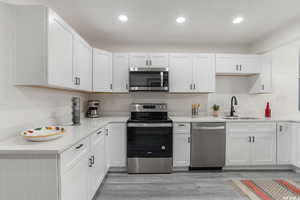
left=223, top=116, right=261, bottom=120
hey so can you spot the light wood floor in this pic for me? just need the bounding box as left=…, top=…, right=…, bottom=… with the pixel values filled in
left=94, top=171, right=300, bottom=200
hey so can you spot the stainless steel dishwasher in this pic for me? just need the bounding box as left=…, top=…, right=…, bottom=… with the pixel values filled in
left=190, top=122, right=226, bottom=169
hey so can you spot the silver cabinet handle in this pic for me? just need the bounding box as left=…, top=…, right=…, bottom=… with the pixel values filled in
left=89, top=156, right=93, bottom=167
left=190, top=84, right=193, bottom=90
left=262, top=84, right=265, bottom=90
left=74, top=77, right=80, bottom=85
left=193, top=84, right=196, bottom=90
left=110, top=84, right=113, bottom=90
left=178, top=124, right=186, bottom=127
left=252, top=136, right=255, bottom=142
left=194, top=126, right=225, bottom=130
left=97, top=130, right=102, bottom=135
left=249, top=136, right=251, bottom=143
left=236, top=65, right=239, bottom=71
left=279, top=125, right=283, bottom=132
left=240, top=65, right=242, bottom=71
left=127, top=123, right=172, bottom=127
left=150, top=60, right=152, bottom=66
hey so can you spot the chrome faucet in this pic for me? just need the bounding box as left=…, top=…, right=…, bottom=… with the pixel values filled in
left=230, top=96, right=238, bottom=117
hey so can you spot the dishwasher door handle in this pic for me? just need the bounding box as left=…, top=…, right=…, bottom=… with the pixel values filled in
left=193, top=126, right=225, bottom=130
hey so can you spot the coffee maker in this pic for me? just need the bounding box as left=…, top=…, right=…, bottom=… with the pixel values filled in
left=86, top=100, right=101, bottom=118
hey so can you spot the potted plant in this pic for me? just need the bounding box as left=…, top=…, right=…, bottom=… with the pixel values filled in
left=212, top=104, right=220, bottom=117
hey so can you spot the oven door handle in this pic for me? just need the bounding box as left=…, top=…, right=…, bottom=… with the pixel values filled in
left=127, top=123, right=173, bottom=127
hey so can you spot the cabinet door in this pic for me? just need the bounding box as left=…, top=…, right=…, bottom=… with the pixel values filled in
left=173, top=133, right=190, bottom=167
left=239, top=55, right=261, bottom=74
left=73, top=36, right=92, bottom=91
left=129, top=53, right=148, bottom=67
left=113, top=53, right=129, bottom=92
left=61, top=150, right=89, bottom=200
left=277, top=123, right=292, bottom=165
left=89, top=131, right=106, bottom=199
left=292, top=125, right=300, bottom=168
left=107, top=123, right=127, bottom=167
left=193, top=54, right=216, bottom=93
left=48, top=14, right=73, bottom=88
left=226, top=133, right=251, bottom=166
left=251, top=132, right=276, bottom=165
left=260, top=55, right=272, bottom=93
left=149, top=53, right=169, bottom=66
left=169, top=54, right=193, bottom=93
left=216, top=54, right=238, bottom=74
left=93, top=49, right=112, bottom=92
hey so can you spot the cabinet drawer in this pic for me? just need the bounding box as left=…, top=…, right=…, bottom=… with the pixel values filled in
left=61, top=137, right=90, bottom=172
left=174, top=123, right=190, bottom=133
left=91, top=128, right=107, bottom=142
left=227, top=122, right=276, bottom=133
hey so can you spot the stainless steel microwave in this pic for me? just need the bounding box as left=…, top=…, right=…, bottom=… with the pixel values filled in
left=129, top=67, right=169, bottom=92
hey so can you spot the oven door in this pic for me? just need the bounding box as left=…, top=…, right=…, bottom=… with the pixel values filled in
left=127, top=123, right=173, bottom=158
left=129, top=68, right=169, bottom=92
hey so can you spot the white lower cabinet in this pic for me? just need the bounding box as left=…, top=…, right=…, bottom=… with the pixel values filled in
left=173, top=123, right=191, bottom=167
left=277, top=123, right=292, bottom=165
left=292, top=124, right=300, bottom=168
left=226, top=122, right=276, bottom=166
left=88, top=128, right=107, bottom=199
left=226, top=133, right=252, bottom=165
left=107, top=123, right=127, bottom=167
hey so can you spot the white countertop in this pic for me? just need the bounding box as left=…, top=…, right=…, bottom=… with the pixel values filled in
left=0, top=117, right=128, bottom=155
left=1, top=115, right=300, bottom=155
left=170, top=116, right=300, bottom=123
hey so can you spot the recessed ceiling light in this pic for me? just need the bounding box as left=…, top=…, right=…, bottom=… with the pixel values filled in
left=232, top=17, right=244, bottom=24
left=118, top=15, right=128, bottom=22
left=176, top=17, right=186, bottom=24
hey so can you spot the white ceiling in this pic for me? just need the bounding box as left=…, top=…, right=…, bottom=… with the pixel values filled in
left=31, top=0, right=300, bottom=46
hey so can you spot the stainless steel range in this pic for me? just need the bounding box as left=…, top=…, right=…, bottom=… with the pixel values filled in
left=127, top=103, right=173, bottom=174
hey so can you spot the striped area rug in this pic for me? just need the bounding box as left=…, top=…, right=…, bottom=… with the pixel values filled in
left=233, top=179, right=300, bottom=200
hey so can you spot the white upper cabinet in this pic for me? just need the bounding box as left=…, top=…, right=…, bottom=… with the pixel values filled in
left=170, top=54, right=215, bottom=93
left=73, top=35, right=93, bottom=91
left=129, top=53, right=148, bottom=67
left=249, top=54, right=272, bottom=94
left=216, top=54, right=261, bottom=75
left=47, top=11, right=74, bottom=88
left=193, top=54, right=216, bottom=93
left=169, top=54, right=194, bottom=92
left=93, top=49, right=113, bottom=92
left=15, top=6, right=93, bottom=91
left=113, top=53, right=129, bottom=93
left=129, top=53, right=169, bottom=67
left=149, top=53, right=169, bottom=66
